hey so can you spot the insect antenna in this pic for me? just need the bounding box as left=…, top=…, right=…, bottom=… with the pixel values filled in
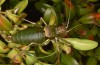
left=65, top=0, right=82, bottom=33
left=66, top=24, right=82, bottom=33
left=23, top=17, right=48, bottom=26
left=23, top=19, right=36, bottom=25
left=65, top=0, right=71, bottom=29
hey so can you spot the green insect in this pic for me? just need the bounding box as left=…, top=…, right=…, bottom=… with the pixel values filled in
left=10, top=20, right=98, bottom=51
left=11, top=25, right=67, bottom=45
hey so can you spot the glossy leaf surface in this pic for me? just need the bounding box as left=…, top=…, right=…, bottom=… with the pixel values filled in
left=63, top=38, right=98, bottom=50
left=0, top=40, right=10, bottom=53
left=0, top=14, right=13, bottom=31
left=14, top=0, right=28, bottom=14
left=86, top=57, right=97, bottom=65
left=61, top=53, right=79, bottom=65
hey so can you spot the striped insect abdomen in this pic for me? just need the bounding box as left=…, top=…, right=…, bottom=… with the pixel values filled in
left=12, top=27, right=46, bottom=45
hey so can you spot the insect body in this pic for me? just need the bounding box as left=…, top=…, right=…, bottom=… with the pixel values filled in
left=11, top=25, right=67, bottom=45
left=11, top=24, right=98, bottom=51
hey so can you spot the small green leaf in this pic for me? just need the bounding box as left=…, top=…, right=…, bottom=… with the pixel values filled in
left=86, top=57, right=97, bottom=65
left=95, top=46, right=100, bottom=56
left=64, top=1, right=76, bottom=21
left=0, top=14, right=13, bottom=31
left=0, top=0, right=5, bottom=6
left=77, top=4, right=93, bottom=16
left=5, top=10, right=27, bottom=24
left=0, top=40, right=10, bottom=53
left=24, top=52, right=38, bottom=65
left=62, top=38, right=98, bottom=51
left=86, top=50, right=94, bottom=56
left=35, top=2, right=52, bottom=13
left=9, top=0, right=20, bottom=8
left=78, top=13, right=95, bottom=24
left=34, top=62, right=43, bottom=65
left=14, top=0, right=28, bottom=14
left=61, top=53, right=79, bottom=65
left=7, top=48, right=22, bottom=63
left=43, top=8, right=58, bottom=25
left=98, top=8, right=100, bottom=13
left=95, top=46, right=100, bottom=60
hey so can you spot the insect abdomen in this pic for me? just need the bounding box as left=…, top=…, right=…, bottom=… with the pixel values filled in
left=12, top=27, right=45, bottom=45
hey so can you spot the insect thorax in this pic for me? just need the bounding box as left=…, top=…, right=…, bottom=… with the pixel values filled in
left=44, top=25, right=67, bottom=38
